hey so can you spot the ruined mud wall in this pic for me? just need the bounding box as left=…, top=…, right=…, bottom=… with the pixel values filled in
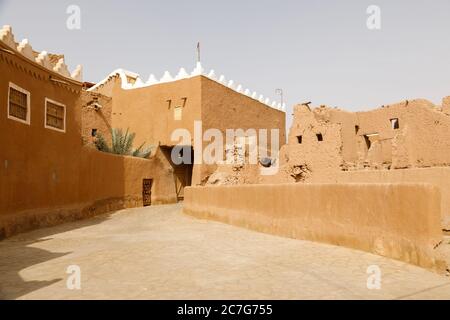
left=279, top=104, right=343, bottom=183
left=80, top=91, right=113, bottom=147
left=184, top=184, right=445, bottom=271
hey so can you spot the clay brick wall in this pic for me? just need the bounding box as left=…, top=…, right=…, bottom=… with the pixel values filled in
left=0, top=41, right=177, bottom=238
left=184, top=183, right=445, bottom=271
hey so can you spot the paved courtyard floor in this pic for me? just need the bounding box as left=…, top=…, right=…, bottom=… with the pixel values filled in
left=0, top=203, right=450, bottom=300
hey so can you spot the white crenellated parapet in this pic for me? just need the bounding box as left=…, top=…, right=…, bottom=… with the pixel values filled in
left=160, top=71, right=173, bottom=83
left=0, top=25, right=16, bottom=49
left=147, top=74, right=158, bottom=85
left=71, top=65, right=83, bottom=81
left=175, top=67, right=189, bottom=80
left=133, top=77, right=145, bottom=88
left=191, top=61, right=204, bottom=76
left=218, top=75, right=226, bottom=84
left=207, top=69, right=216, bottom=80
left=35, top=51, right=52, bottom=68
left=0, top=25, right=83, bottom=82
left=17, top=39, right=34, bottom=60
left=53, top=57, right=71, bottom=78
left=87, top=63, right=286, bottom=112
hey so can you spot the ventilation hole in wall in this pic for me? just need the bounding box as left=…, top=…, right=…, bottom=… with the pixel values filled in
left=91, top=129, right=98, bottom=137
left=316, top=133, right=323, bottom=142
left=390, top=118, right=399, bottom=129
left=297, top=135, right=302, bottom=144
left=364, top=135, right=371, bottom=150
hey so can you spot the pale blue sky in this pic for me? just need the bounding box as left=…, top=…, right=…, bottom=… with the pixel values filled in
left=1, top=0, right=449, bottom=128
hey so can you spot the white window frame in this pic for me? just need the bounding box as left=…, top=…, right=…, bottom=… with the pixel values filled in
left=44, top=98, right=66, bottom=133
left=7, top=82, right=31, bottom=125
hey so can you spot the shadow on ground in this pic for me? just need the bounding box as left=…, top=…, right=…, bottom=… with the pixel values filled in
left=0, top=212, right=116, bottom=299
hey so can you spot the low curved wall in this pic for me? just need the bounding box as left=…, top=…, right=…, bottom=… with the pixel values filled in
left=184, top=183, right=446, bottom=272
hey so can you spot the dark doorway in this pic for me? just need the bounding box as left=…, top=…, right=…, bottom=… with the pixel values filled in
left=160, top=146, right=194, bottom=202
left=142, top=179, right=153, bottom=206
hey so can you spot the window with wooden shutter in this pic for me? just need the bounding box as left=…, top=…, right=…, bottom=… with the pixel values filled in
left=8, top=83, right=30, bottom=124
left=45, top=99, right=66, bottom=132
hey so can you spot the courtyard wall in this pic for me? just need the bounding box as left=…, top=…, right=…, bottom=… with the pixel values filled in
left=184, top=183, right=446, bottom=272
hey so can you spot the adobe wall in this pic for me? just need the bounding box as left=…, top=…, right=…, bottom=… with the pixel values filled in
left=331, top=168, right=450, bottom=230
left=0, top=148, right=177, bottom=238
left=184, top=184, right=446, bottom=272
left=80, top=91, right=113, bottom=147
left=199, top=77, right=286, bottom=184
left=95, top=76, right=203, bottom=148
left=443, top=96, right=450, bottom=115
left=0, top=41, right=83, bottom=214
left=0, top=39, right=177, bottom=238
left=275, top=99, right=450, bottom=181
left=278, top=104, right=343, bottom=183
left=93, top=75, right=286, bottom=186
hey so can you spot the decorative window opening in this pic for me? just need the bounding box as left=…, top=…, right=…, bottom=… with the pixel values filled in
left=390, top=118, right=399, bottom=130
left=316, top=133, right=323, bottom=142
left=297, top=135, right=302, bottom=144
left=45, top=98, right=66, bottom=132
left=8, top=83, right=30, bottom=124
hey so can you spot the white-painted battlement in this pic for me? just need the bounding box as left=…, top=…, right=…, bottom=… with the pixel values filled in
left=0, top=25, right=83, bottom=82
left=88, top=61, right=286, bottom=112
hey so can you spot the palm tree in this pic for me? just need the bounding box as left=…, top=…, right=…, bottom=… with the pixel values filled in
left=95, top=128, right=152, bottom=159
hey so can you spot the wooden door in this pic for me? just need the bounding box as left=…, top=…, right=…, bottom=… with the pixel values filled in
left=142, top=179, right=153, bottom=206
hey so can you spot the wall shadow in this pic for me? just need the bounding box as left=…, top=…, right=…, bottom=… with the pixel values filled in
left=0, top=210, right=116, bottom=300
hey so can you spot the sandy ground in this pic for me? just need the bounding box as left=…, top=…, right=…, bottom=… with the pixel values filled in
left=0, top=203, right=450, bottom=300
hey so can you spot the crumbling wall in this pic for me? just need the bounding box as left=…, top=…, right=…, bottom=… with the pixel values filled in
left=402, top=102, right=450, bottom=167
left=277, top=104, right=343, bottom=182
left=80, top=91, right=113, bottom=147
left=442, top=96, right=450, bottom=115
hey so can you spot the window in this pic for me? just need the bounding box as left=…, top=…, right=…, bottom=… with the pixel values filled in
left=355, top=125, right=360, bottom=134
left=296, top=135, right=302, bottom=144
left=174, top=106, right=182, bottom=121
left=45, top=98, right=66, bottom=132
left=91, top=128, right=98, bottom=137
left=316, top=133, right=323, bottom=142
left=8, top=82, right=30, bottom=124
left=390, top=118, right=399, bottom=130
